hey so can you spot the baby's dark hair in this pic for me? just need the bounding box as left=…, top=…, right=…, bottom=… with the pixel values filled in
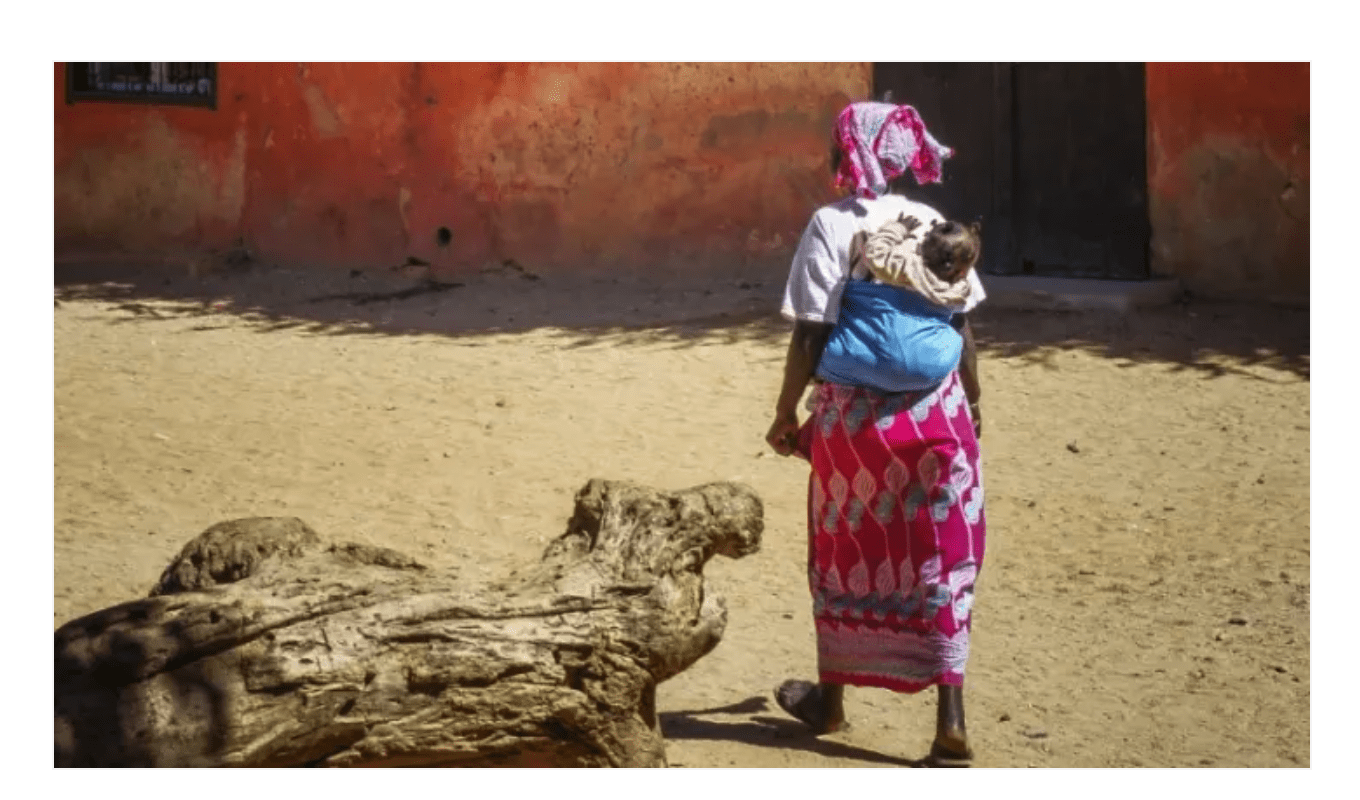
left=921, top=219, right=983, bottom=283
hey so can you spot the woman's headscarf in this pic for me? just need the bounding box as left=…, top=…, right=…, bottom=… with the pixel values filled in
left=834, top=102, right=954, bottom=198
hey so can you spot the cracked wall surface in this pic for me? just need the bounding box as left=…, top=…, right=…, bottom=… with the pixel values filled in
left=1146, top=63, right=1309, bottom=303
left=55, top=62, right=868, bottom=279
left=57, top=63, right=1307, bottom=302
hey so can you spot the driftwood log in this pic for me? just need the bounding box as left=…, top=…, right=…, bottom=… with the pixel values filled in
left=55, top=479, right=763, bottom=767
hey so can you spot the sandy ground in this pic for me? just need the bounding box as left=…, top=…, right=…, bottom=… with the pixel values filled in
left=53, top=265, right=1310, bottom=768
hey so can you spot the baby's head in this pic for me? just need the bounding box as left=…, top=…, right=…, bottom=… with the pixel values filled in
left=920, top=219, right=982, bottom=284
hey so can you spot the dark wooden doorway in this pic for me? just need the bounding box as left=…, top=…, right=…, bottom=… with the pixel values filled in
left=873, top=63, right=1150, bottom=280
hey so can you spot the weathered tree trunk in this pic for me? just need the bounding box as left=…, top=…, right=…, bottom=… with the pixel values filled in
left=54, top=479, right=763, bottom=767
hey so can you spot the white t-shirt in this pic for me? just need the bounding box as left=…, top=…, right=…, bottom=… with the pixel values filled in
left=780, top=194, right=987, bottom=324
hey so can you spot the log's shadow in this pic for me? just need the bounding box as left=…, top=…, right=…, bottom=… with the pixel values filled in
left=659, top=696, right=925, bottom=767
left=55, top=608, right=231, bottom=767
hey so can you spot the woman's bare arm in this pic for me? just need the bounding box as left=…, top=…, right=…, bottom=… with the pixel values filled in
left=766, top=320, right=834, bottom=455
left=952, top=313, right=982, bottom=436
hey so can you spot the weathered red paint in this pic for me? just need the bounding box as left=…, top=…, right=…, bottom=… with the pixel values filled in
left=55, top=63, right=869, bottom=277
left=1146, top=63, right=1309, bottom=302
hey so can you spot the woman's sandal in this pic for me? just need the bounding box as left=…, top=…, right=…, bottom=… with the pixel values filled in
left=927, top=737, right=974, bottom=767
left=774, top=679, right=850, bottom=735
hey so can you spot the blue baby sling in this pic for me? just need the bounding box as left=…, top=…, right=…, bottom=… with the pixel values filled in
left=814, top=279, right=964, bottom=394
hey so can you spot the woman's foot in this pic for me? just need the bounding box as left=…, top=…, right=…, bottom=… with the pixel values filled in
left=929, top=684, right=972, bottom=766
left=774, top=679, right=849, bottom=735
left=928, top=730, right=973, bottom=767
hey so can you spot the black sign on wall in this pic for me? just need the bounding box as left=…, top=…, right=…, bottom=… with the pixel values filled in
left=65, top=63, right=217, bottom=109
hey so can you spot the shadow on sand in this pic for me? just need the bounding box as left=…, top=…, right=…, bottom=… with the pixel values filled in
left=55, top=262, right=1308, bottom=381
left=659, top=696, right=927, bottom=767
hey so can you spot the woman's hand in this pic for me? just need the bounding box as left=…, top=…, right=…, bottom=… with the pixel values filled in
left=969, top=400, right=982, bottom=439
left=766, top=412, right=801, bottom=456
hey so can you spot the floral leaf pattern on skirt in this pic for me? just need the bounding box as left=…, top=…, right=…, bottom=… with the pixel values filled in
left=845, top=497, right=867, bottom=533
left=875, top=557, right=897, bottom=598
left=963, top=485, right=984, bottom=525
left=821, top=501, right=840, bottom=534
left=931, top=484, right=959, bottom=522
left=852, top=466, right=877, bottom=503
left=843, top=396, right=873, bottom=435
left=904, top=484, right=927, bottom=521
left=942, top=379, right=967, bottom=419
left=948, top=560, right=979, bottom=626
left=917, top=451, right=941, bottom=497
left=872, top=490, right=897, bottom=525
left=884, top=458, right=911, bottom=494
left=804, top=372, right=986, bottom=693
left=910, top=390, right=940, bottom=423
left=846, top=561, right=871, bottom=598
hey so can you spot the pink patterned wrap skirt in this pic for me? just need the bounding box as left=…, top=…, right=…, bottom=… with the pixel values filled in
left=798, top=371, right=986, bottom=693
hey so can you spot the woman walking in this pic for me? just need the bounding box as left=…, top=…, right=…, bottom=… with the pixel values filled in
left=765, top=101, right=986, bottom=766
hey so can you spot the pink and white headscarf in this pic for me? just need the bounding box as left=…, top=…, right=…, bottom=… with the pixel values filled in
left=834, top=102, right=954, bottom=198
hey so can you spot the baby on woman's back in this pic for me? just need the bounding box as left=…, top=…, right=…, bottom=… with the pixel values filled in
left=852, top=214, right=982, bottom=305
left=815, top=215, right=983, bottom=395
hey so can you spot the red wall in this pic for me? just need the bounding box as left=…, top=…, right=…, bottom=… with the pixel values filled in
left=54, top=63, right=869, bottom=278
left=1146, top=63, right=1309, bottom=302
